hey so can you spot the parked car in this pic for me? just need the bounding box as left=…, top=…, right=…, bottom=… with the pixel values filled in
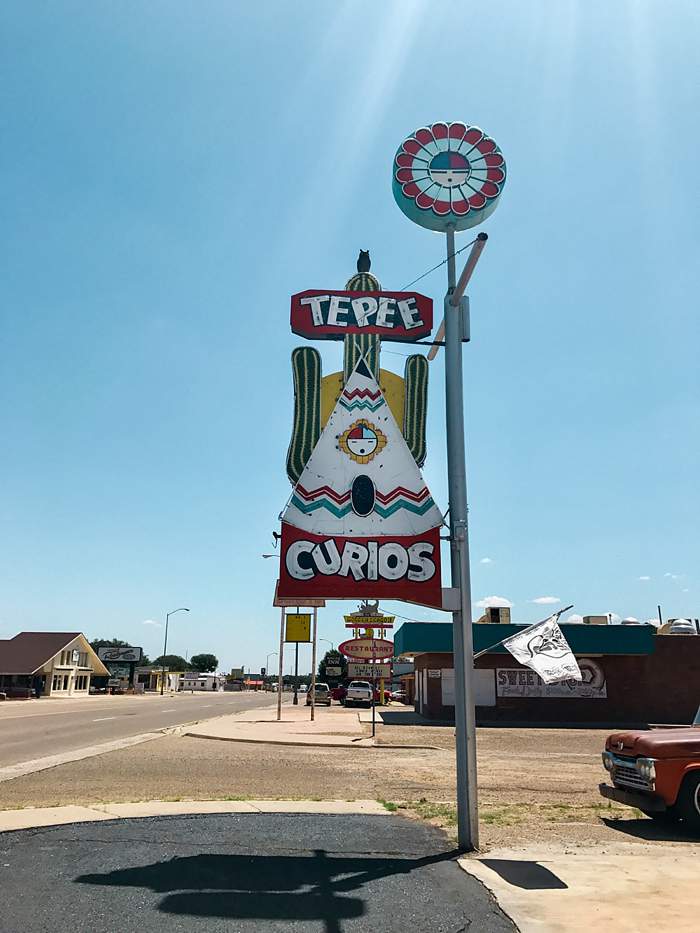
left=305, top=683, right=331, bottom=706
left=331, top=685, right=347, bottom=702
left=298, top=684, right=308, bottom=694
left=392, top=690, right=408, bottom=704
left=344, top=681, right=373, bottom=709
left=599, top=703, right=700, bottom=830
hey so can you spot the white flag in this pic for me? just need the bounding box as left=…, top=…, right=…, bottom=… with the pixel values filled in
left=502, top=612, right=582, bottom=684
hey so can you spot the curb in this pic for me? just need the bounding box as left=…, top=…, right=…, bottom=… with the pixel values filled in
left=0, top=798, right=393, bottom=833
left=183, top=730, right=441, bottom=751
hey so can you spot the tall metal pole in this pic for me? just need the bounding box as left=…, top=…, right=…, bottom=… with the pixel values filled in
left=310, top=607, right=318, bottom=721
left=444, top=224, right=479, bottom=850
left=160, top=612, right=170, bottom=696
left=160, top=607, right=189, bottom=696
left=276, top=607, right=285, bottom=721
left=293, top=642, right=299, bottom=704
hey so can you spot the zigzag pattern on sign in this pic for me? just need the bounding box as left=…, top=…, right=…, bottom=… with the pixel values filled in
left=292, top=483, right=435, bottom=519
left=339, top=396, right=384, bottom=413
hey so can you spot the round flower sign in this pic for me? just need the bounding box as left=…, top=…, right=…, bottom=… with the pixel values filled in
left=392, top=122, right=506, bottom=232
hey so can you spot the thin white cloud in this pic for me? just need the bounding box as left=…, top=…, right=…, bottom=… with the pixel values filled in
left=476, top=596, right=513, bottom=609
left=530, top=596, right=561, bottom=605
left=664, top=572, right=682, bottom=580
left=479, top=557, right=494, bottom=565
left=142, top=619, right=162, bottom=627
left=638, top=575, right=651, bottom=581
left=682, top=588, right=690, bottom=593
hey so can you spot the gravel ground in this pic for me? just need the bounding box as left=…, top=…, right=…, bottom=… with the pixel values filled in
left=1, top=722, right=678, bottom=851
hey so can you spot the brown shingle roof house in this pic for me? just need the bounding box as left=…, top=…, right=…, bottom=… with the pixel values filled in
left=0, top=632, right=108, bottom=697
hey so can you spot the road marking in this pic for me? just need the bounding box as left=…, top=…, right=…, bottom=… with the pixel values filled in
left=161, top=708, right=177, bottom=712
left=92, top=717, right=117, bottom=722
left=200, top=705, right=212, bottom=708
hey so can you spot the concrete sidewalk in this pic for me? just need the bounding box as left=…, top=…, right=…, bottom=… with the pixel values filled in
left=184, top=703, right=374, bottom=747
left=460, top=842, right=699, bottom=932
left=184, top=702, right=438, bottom=748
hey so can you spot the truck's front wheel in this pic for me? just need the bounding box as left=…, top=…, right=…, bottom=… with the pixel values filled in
left=676, top=773, right=700, bottom=832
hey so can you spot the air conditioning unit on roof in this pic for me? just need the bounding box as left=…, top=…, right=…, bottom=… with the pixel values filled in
left=583, top=615, right=608, bottom=625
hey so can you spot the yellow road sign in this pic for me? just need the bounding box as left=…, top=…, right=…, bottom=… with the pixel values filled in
left=285, top=613, right=311, bottom=643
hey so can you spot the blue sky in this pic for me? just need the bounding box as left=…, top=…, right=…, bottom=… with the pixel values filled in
left=2, top=1, right=698, bottom=673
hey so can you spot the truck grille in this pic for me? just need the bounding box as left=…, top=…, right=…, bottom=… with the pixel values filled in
left=612, top=759, right=651, bottom=791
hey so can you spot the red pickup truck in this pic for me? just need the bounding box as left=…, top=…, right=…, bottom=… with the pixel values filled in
left=599, top=705, right=700, bottom=830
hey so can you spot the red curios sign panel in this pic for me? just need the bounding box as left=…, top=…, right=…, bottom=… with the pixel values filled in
left=278, top=522, right=442, bottom=609
left=290, top=290, right=433, bottom=342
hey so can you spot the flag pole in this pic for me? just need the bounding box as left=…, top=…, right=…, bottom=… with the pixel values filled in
left=472, top=606, right=573, bottom=661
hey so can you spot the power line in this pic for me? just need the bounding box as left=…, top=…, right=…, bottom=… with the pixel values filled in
left=400, top=237, right=477, bottom=291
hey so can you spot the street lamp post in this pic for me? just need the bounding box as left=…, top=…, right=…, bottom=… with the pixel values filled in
left=319, top=638, right=334, bottom=651
left=266, top=651, right=278, bottom=684
left=160, top=607, right=190, bottom=695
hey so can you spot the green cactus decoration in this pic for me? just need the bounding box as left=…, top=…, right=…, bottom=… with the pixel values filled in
left=403, top=354, right=428, bottom=467
left=286, top=346, right=321, bottom=485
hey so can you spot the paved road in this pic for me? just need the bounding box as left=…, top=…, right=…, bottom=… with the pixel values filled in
left=0, top=692, right=278, bottom=768
left=0, top=812, right=516, bottom=932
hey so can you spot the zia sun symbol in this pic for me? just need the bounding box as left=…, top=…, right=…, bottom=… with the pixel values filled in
left=339, top=420, right=387, bottom=464
left=393, top=122, right=506, bottom=232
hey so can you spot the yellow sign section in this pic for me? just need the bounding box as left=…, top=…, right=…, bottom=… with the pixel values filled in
left=344, top=615, right=395, bottom=628
left=285, top=613, right=311, bottom=643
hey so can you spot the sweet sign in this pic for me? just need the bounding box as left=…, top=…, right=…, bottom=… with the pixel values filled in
left=291, top=290, right=432, bottom=341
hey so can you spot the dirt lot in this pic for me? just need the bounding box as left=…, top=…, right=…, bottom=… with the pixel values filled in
left=3, top=719, right=691, bottom=850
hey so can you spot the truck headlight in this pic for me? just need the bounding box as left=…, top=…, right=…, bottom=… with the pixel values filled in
left=636, top=757, right=656, bottom=782
left=602, top=751, right=614, bottom=772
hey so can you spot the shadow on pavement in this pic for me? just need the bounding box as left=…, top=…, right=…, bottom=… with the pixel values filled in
left=602, top=817, right=700, bottom=843
left=75, top=848, right=461, bottom=931
left=479, top=858, right=567, bottom=890
left=377, top=710, right=451, bottom=727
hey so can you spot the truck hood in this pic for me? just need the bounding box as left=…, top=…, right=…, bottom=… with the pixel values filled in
left=606, top=727, right=700, bottom=758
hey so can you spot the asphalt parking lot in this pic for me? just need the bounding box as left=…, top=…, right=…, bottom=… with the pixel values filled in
left=0, top=812, right=515, bottom=933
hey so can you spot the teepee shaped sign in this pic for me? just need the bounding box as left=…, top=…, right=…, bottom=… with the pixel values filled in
left=278, top=357, right=443, bottom=607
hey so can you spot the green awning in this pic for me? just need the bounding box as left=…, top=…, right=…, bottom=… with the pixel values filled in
left=394, top=622, right=656, bottom=657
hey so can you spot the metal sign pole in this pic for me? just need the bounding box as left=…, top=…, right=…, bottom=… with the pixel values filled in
left=444, top=223, right=479, bottom=851
left=310, top=607, right=318, bottom=721
left=293, top=642, right=299, bottom=705
left=276, top=607, right=285, bottom=721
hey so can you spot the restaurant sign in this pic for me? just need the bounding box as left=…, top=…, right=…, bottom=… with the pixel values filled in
left=290, top=290, right=432, bottom=342
left=348, top=662, right=391, bottom=679
left=345, top=615, right=395, bottom=629
left=338, top=637, right=394, bottom=660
